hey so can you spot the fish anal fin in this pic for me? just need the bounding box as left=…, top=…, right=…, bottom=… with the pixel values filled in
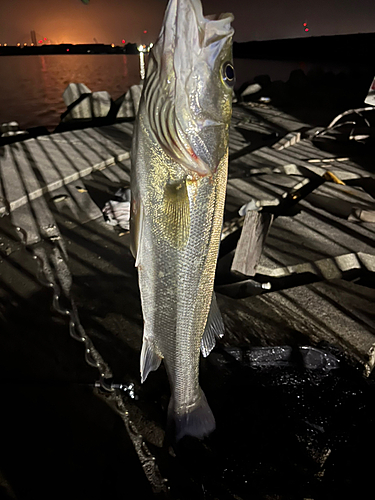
left=162, top=179, right=190, bottom=249
left=140, top=337, right=162, bottom=383
left=201, top=292, right=225, bottom=358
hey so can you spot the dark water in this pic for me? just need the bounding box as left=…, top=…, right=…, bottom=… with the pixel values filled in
left=0, top=54, right=355, bottom=131
left=0, top=55, right=142, bottom=131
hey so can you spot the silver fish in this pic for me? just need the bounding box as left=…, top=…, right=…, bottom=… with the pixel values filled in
left=130, top=0, right=234, bottom=441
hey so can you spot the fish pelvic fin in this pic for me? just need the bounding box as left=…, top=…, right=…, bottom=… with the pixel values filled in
left=140, top=337, right=162, bottom=383
left=162, top=179, right=190, bottom=249
left=168, top=390, right=216, bottom=442
left=201, top=292, right=225, bottom=357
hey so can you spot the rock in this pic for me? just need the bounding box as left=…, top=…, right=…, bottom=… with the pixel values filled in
left=1, top=121, right=19, bottom=133
left=117, top=83, right=143, bottom=118
left=364, top=76, right=375, bottom=106
left=61, top=96, right=92, bottom=121
left=254, top=74, right=271, bottom=88
left=61, top=85, right=113, bottom=121
left=130, top=84, right=143, bottom=115
left=62, top=83, right=93, bottom=121
left=1, top=130, right=28, bottom=137
left=91, top=91, right=112, bottom=118
left=116, top=92, right=133, bottom=118
left=63, top=83, right=92, bottom=107
left=288, top=68, right=309, bottom=88
left=241, top=83, right=262, bottom=98
left=1, top=122, right=29, bottom=144
left=217, top=279, right=375, bottom=374
left=266, top=80, right=290, bottom=105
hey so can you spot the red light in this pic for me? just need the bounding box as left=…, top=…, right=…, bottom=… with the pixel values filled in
left=305, top=28, right=309, bottom=32
left=122, top=39, right=126, bottom=44
left=67, top=48, right=70, bottom=52
left=303, top=22, right=307, bottom=26
left=39, top=40, right=43, bottom=44
left=44, top=37, right=47, bottom=41
left=143, top=30, right=147, bottom=34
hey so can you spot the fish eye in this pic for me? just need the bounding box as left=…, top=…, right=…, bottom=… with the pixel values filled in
left=222, top=62, right=235, bottom=87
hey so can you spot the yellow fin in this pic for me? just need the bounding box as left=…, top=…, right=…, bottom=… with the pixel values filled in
left=162, top=180, right=190, bottom=249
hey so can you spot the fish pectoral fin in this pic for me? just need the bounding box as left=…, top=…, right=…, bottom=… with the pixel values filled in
left=162, top=179, right=190, bottom=249
left=201, top=292, right=225, bottom=358
left=140, top=337, right=162, bottom=383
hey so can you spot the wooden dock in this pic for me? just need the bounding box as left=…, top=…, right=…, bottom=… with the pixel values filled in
left=1, top=103, right=375, bottom=373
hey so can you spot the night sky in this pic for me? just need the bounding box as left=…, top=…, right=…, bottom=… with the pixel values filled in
left=1, top=0, right=375, bottom=46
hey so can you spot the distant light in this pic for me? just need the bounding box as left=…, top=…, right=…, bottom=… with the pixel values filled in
left=138, top=44, right=144, bottom=52
left=67, top=48, right=70, bottom=52
left=31, top=43, right=34, bottom=46
left=4, top=43, right=7, bottom=46
left=111, top=43, right=115, bottom=47
left=17, top=43, right=21, bottom=47
left=122, top=39, right=126, bottom=44
left=143, top=30, right=147, bottom=34
left=44, top=37, right=47, bottom=41
left=39, top=40, right=43, bottom=44
left=303, top=22, right=307, bottom=26
left=149, top=42, right=153, bottom=48
left=24, top=43, right=27, bottom=46
left=305, top=28, right=309, bottom=32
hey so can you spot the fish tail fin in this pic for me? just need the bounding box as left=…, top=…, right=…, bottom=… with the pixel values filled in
left=168, top=390, right=216, bottom=442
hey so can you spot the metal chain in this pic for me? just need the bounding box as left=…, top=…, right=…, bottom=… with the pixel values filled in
left=0, top=198, right=113, bottom=392
left=0, top=195, right=168, bottom=495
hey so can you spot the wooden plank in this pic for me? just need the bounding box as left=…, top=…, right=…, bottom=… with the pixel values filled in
left=231, top=210, right=274, bottom=276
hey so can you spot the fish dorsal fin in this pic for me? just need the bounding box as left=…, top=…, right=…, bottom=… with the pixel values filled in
left=162, top=180, right=190, bottom=249
left=201, top=292, right=225, bottom=357
left=130, top=196, right=144, bottom=267
left=140, top=336, right=162, bottom=383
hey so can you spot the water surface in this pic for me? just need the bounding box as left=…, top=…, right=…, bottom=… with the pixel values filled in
left=0, top=55, right=142, bottom=130
left=0, top=54, right=355, bottom=131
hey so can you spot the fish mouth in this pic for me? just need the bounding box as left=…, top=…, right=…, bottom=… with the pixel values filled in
left=187, top=0, right=234, bottom=46
left=163, top=0, right=234, bottom=52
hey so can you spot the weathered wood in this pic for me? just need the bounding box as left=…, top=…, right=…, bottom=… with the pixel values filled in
left=231, top=210, right=274, bottom=276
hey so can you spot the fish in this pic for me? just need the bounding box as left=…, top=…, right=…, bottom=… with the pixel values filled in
left=130, top=0, right=234, bottom=441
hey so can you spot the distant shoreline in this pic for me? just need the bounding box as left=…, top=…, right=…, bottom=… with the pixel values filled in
left=1, top=32, right=374, bottom=62
left=0, top=43, right=139, bottom=56
left=234, top=32, right=375, bottom=62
